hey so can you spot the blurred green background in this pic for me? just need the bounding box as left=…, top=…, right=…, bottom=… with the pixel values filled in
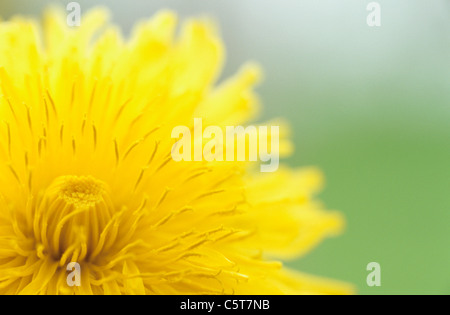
left=1, top=0, right=449, bottom=294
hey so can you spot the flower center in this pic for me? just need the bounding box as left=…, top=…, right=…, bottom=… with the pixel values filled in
left=37, top=175, right=116, bottom=263
left=58, top=176, right=105, bottom=208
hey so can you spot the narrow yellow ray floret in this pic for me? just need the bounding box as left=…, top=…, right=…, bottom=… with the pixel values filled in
left=0, top=8, right=353, bottom=295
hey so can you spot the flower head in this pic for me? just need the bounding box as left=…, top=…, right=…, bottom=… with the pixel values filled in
left=0, top=8, right=352, bottom=294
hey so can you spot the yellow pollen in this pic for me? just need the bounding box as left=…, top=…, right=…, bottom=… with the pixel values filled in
left=58, top=176, right=105, bottom=208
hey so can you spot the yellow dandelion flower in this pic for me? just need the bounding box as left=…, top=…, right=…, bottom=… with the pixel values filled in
left=0, top=8, right=353, bottom=295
